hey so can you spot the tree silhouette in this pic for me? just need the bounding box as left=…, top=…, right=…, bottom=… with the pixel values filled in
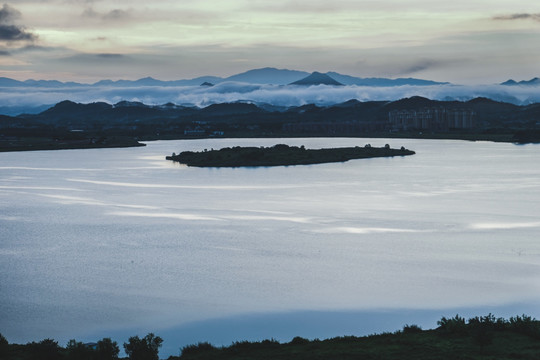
left=97, top=338, right=120, bottom=360
left=123, top=333, right=163, bottom=360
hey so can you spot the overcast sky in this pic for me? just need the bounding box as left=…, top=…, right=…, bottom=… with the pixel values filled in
left=1, top=0, right=540, bottom=83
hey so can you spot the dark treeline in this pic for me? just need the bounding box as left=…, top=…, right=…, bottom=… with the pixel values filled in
left=2, top=97, right=540, bottom=153
left=2, top=315, right=540, bottom=360
left=0, top=333, right=162, bottom=360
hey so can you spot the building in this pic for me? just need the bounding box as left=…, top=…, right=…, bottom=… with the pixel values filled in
left=389, top=108, right=476, bottom=131
left=184, top=126, right=206, bottom=136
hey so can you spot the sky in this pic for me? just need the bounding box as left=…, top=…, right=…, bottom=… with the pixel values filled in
left=1, top=0, right=540, bottom=84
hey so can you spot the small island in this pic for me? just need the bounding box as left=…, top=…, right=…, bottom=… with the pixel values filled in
left=166, top=144, right=415, bottom=167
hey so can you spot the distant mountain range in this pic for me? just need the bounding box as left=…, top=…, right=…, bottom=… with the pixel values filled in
left=500, top=78, right=540, bottom=86
left=0, top=67, right=449, bottom=88
left=2, top=96, right=540, bottom=150
left=4, top=96, right=539, bottom=131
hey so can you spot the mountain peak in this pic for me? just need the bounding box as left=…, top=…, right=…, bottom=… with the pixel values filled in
left=290, top=72, right=343, bottom=86
left=501, top=77, right=540, bottom=86
left=224, top=67, right=309, bottom=84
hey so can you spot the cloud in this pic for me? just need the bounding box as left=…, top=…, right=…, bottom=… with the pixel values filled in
left=395, top=60, right=445, bottom=75
left=247, top=1, right=344, bottom=14
left=97, top=53, right=124, bottom=59
left=2, top=82, right=540, bottom=111
left=59, top=53, right=130, bottom=64
left=493, top=13, right=540, bottom=21
left=0, top=4, right=37, bottom=42
left=81, top=7, right=131, bottom=22
left=102, top=9, right=130, bottom=20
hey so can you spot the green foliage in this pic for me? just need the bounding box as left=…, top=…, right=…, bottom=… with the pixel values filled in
left=124, top=333, right=163, bottom=360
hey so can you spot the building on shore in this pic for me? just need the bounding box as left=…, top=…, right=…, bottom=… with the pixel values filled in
left=389, top=108, right=476, bottom=131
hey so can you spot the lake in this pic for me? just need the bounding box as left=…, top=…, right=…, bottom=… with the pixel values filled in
left=1, top=138, right=539, bottom=357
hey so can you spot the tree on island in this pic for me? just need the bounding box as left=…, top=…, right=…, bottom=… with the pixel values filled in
left=124, top=333, right=163, bottom=360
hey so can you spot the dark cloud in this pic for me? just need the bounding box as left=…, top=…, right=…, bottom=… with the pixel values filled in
left=97, top=53, right=124, bottom=59
left=399, top=60, right=441, bottom=75
left=0, top=48, right=10, bottom=56
left=103, top=9, right=129, bottom=20
left=81, top=7, right=131, bottom=21
left=58, top=53, right=129, bottom=65
left=493, top=13, right=540, bottom=21
left=0, top=4, right=37, bottom=42
left=0, top=3, right=20, bottom=23
left=81, top=7, right=99, bottom=18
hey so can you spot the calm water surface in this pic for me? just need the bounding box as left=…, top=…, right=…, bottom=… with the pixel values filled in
left=1, top=138, right=539, bottom=356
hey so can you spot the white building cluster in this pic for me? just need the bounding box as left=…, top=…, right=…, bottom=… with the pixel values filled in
left=389, top=108, right=476, bottom=131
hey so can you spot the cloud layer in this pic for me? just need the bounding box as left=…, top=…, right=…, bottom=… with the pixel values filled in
left=2, top=82, right=540, bottom=114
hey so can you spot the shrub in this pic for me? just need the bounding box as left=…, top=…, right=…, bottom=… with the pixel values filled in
left=402, top=324, right=423, bottom=334
left=437, top=315, right=467, bottom=336
left=290, top=336, right=310, bottom=345
left=180, top=342, right=216, bottom=357
left=508, top=315, right=540, bottom=338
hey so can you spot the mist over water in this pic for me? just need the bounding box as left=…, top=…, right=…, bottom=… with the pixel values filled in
left=1, top=138, right=540, bottom=357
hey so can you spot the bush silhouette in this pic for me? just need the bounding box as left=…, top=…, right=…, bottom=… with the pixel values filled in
left=402, top=324, right=423, bottom=334
left=180, top=342, right=216, bottom=357
left=437, top=315, right=467, bottom=336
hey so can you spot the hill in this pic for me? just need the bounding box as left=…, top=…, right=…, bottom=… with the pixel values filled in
left=290, top=72, right=344, bottom=86
left=224, top=67, right=309, bottom=84
left=501, top=77, right=540, bottom=86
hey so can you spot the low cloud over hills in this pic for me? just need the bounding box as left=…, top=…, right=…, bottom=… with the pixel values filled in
left=1, top=68, right=540, bottom=116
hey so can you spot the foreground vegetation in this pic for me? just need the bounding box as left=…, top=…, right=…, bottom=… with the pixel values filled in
left=166, top=143, right=415, bottom=167
left=2, top=315, right=540, bottom=360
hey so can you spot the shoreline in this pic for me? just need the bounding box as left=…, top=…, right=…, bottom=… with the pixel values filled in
left=0, top=137, right=146, bottom=153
